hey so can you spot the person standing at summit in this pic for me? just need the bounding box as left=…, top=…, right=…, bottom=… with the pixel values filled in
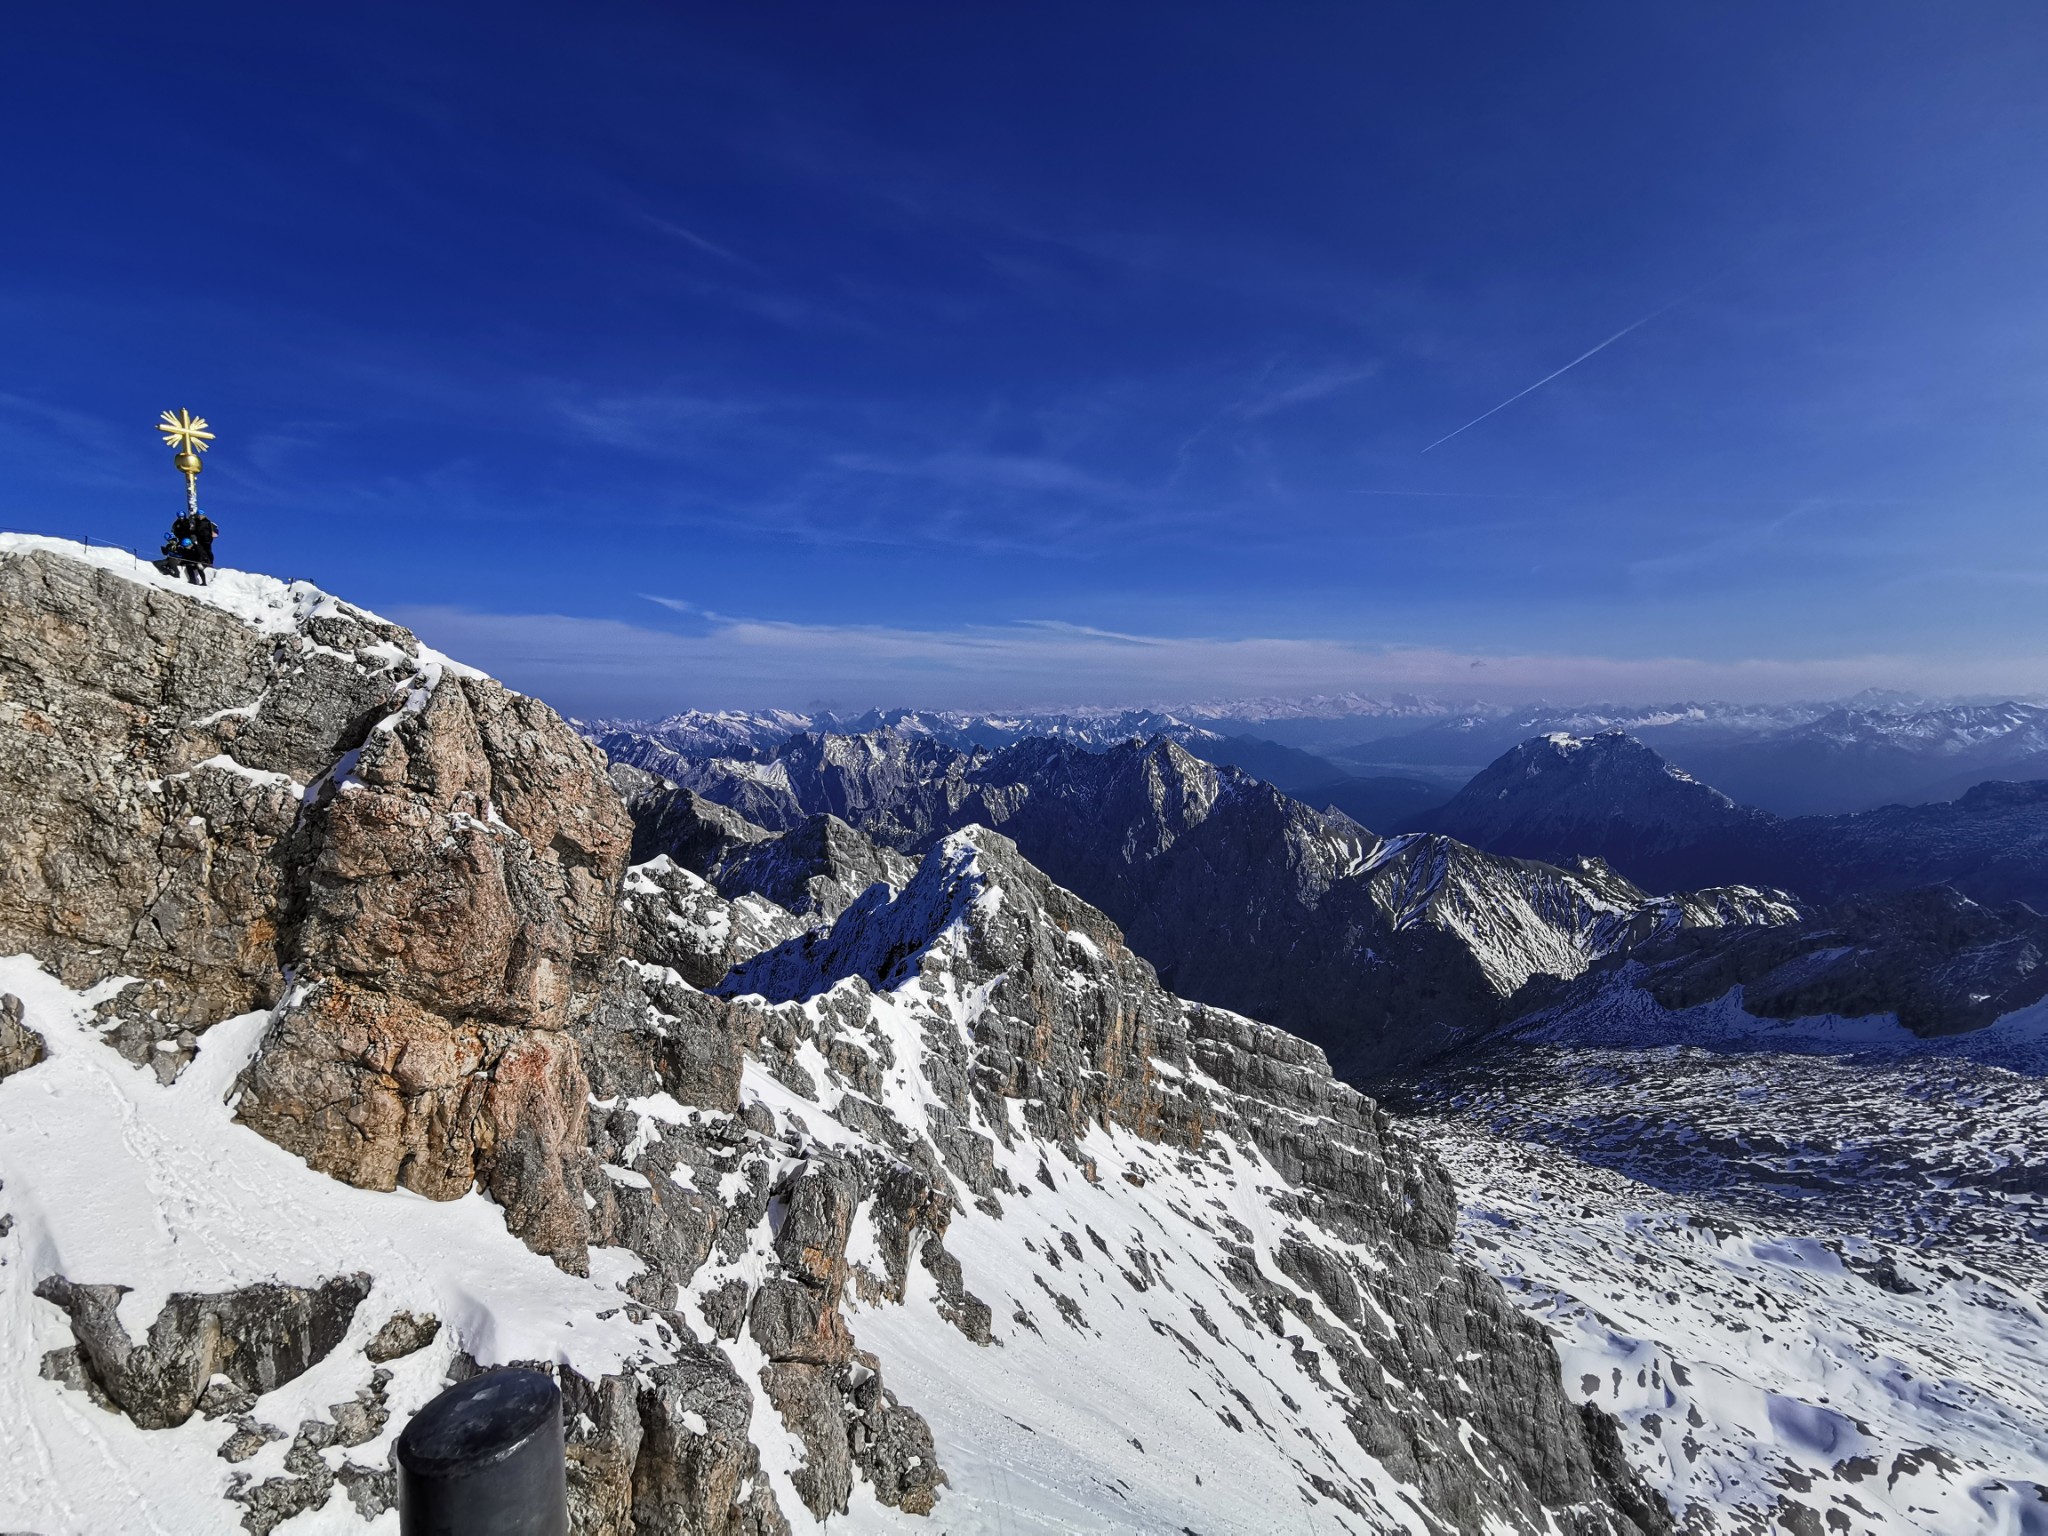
left=161, top=509, right=218, bottom=584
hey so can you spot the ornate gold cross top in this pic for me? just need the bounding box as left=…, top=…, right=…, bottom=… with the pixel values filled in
left=158, top=408, right=215, bottom=516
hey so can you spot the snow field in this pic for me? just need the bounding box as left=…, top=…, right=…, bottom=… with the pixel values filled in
left=1409, top=984, right=2048, bottom=1534
left=0, top=956, right=667, bottom=1536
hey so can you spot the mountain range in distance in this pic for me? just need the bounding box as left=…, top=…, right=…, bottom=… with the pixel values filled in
left=1416, top=729, right=2048, bottom=911
left=589, top=689, right=2048, bottom=822
left=593, top=702, right=2048, bottom=911
left=600, top=725, right=1801, bottom=1080
left=594, top=707, right=2048, bottom=1081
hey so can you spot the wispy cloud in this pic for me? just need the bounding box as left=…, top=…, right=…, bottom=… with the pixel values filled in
left=636, top=212, right=754, bottom=269
left=1234, top=360, right=1379, bottom=420
left=554, top=390, right=761, bottom=455
left=391, top=600, right=2045, bottom=721
left=829, top=449, right=1129, bottom=501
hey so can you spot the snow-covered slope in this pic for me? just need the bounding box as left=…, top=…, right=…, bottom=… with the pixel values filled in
left=1391, top=984, right=2048, bottom=1535
left=695, top=827, right=1667, bottom=1535
left=0, top=960, right=666, bottom=1536
left=0, top=829, right=1667, bottom=1535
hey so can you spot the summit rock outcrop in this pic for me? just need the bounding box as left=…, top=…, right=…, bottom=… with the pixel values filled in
left=0, top=538, right=630, bottom=1266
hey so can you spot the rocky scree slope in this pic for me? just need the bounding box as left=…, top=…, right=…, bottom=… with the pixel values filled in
left=1424, top=731, right=2048, bottom=908
left=1385, top=978, right=2048, bottom=1535
left=1576, top=883, right=2048, bottom=1038
left=685, top=824, right=1672, bottom=1535
left=0, top=536, right=1664, bottom=1534
left=620, top=727, right=1796, bottom=1078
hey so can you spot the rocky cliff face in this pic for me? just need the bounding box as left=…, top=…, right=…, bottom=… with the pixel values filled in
left=1, top=536, right=1674, bottom=1535
left=0, top=537, right=630, bottom=1272
left=623, top=728, right=1796, bottom=1078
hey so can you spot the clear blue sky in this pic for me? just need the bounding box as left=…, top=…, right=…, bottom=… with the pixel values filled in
left=8, top=3, right=2048, bottom=715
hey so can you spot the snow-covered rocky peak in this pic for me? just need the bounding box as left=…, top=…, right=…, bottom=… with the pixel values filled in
left=619, top=855, right=809, bottom=988
left=0, top=536, right=1672, bottom=1534
left=674, top=823, right=1676, bottom=1532
left=717, top=814, right=919, bottom=923
left=720, top=828, right=998, bottom=1002
left=1437, top=731, right=1753, bottom=836
left=621, top=730, right=1798, bottom=1078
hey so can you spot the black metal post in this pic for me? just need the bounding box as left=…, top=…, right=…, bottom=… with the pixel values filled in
left=395, top=1367, right=568, bottom=1536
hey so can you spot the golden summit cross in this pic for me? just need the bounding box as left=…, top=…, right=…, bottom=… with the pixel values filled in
left=157, top=408, right=215, bottom=517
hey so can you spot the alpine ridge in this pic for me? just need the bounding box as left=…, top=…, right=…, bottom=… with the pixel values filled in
left=0, top=535, right=1668, bottom=1535
left=611, top=725, right=1798, bottom=1077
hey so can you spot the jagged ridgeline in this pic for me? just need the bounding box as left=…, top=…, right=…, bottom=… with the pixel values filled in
left=603, top=725, right=1800, bottom=1080
left=0, top=534, right=1669, bottom=1533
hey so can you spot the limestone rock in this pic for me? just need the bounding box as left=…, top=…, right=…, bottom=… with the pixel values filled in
left=0, top=993, right=44, bottom=1079
left=0, top=543, right=631, bottom=1265
left=618, top=857, right=805, bottom=989
left=35, top=1272, right=370, bottom=1430
left=0, top=547, right=406, bottom=1052
left=364, top=1310, right=441, bottom=1363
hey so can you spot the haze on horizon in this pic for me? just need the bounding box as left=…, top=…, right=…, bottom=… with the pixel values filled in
left=8, top=4, right=2048, bottom=719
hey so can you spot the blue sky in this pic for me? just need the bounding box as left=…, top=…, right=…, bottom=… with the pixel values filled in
left=8, top=3, right=2048, bottom=716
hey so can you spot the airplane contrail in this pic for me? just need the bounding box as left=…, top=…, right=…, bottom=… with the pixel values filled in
left=1422, top=292, right=1694, bottom=453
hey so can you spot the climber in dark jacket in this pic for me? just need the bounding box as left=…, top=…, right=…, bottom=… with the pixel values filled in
left=159, top=511, right=218, bottom=585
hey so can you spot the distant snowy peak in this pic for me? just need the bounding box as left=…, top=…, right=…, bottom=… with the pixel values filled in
left=589, top=709, right=815, bottom=774
left=1427, top=731, right=1763, bottom=864
left=1791, top=699, right=2048, bottom=755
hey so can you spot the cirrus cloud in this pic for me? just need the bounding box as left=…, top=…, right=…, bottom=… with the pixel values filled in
left=389, top=599, right=2048, bottom=721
